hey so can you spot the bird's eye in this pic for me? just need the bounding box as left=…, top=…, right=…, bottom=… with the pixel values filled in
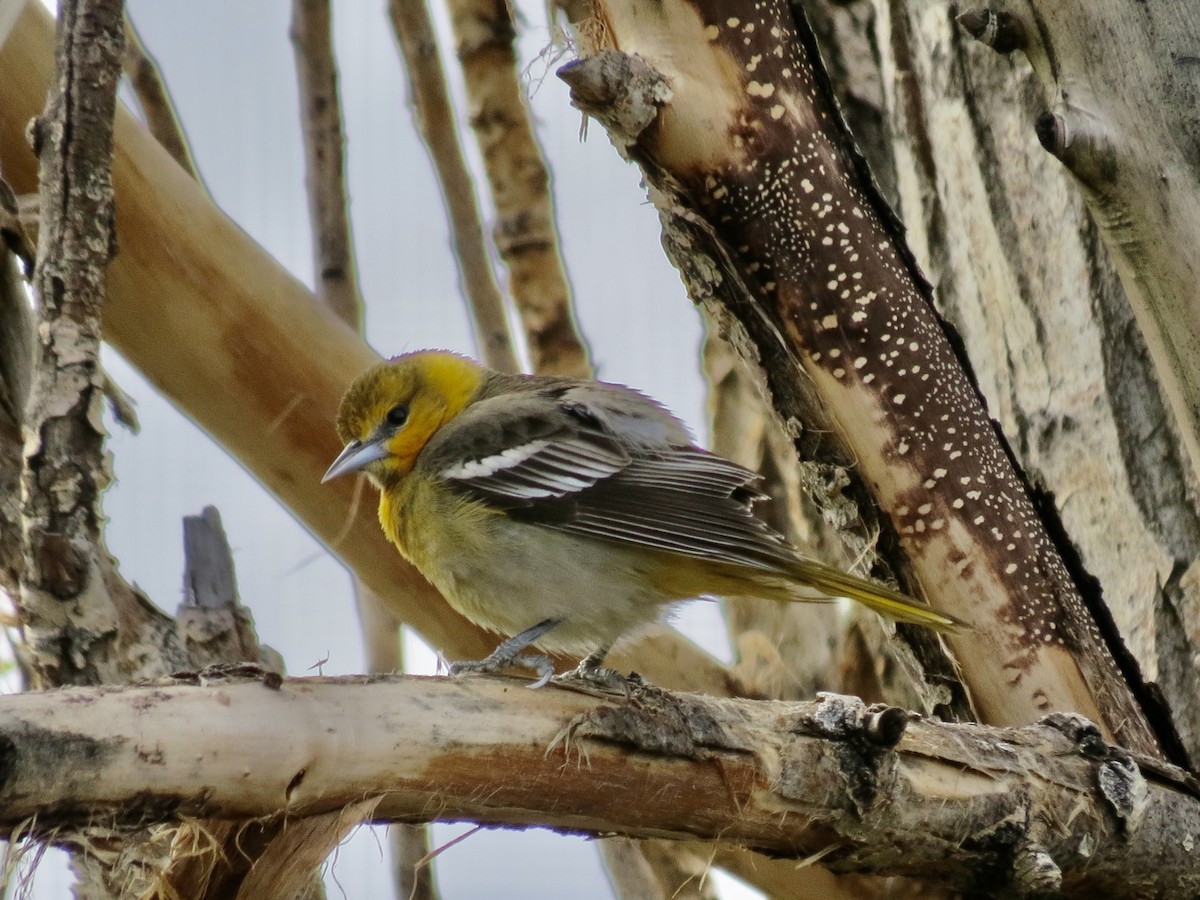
left=385, top=403, right=409, bottom=428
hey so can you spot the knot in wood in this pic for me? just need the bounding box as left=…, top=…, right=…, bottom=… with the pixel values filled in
left=1011, top=841, right=1062, bottom=896
left=863, top=705, right=910, bottom=748
left=1098, top=756, right=1149, bottom=832
left=956, top=9, right=1025, bottom=54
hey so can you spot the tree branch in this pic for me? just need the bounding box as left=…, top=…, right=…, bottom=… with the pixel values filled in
left=704, top=331, right=843, bottom=702
left=121, top=12, right=199, bottom=181
left=445, top=0, right=588, bottom=378
left=386, top=0, right=519, bottom=373
left=290, top=4, right=438, bottom=894
left=289, top=0, right=362, bottom=329
left=0, top=244, right=30, bottom=597
left=0, top=677, right=1196, bottom=897
left=957, top=4, right=1200, bottom=482
left=18, top=0, right=187, bottom=689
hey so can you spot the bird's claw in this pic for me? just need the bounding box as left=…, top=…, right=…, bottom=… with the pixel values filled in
left=448, top=654, right=555, bottom=689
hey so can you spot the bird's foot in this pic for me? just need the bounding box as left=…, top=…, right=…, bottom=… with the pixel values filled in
left=553, top=660, right=632, bottom=694
left=448, top=653, right=556, bottom=689
left=447, top=619, right=561, bottom=688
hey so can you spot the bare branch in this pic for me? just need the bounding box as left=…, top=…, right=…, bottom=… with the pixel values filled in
left=177, top=506, right=273, bottom=669
left=121, top=12, right=199, bottom=181
left=446, top=0, right=588, bottom=377
left=0, top=677, right=1196, bottom=897
left=386, top=0, right=519, bottom=374
left=19, top=0, right=186, bottom=688
left=289, top=0, right=362, bottom=329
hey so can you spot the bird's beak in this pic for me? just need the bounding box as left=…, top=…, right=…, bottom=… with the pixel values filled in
left=322, top=437, right=390, bottom=482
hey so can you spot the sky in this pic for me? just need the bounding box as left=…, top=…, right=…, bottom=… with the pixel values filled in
left=3, top=1, right=759, bottom=897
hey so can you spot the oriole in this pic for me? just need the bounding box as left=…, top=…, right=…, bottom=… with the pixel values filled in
left=325, top=350, right=957, bottom=687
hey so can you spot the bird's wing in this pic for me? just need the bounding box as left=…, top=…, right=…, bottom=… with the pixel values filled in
left=423, top=384, right=797, bottom=571
left=420, top=388, right=633, bottom=504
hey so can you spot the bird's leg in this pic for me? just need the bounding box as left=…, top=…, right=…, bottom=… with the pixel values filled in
left=448, top=619, right=560, bottom=688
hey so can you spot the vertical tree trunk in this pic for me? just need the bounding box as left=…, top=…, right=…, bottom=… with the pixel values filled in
left=867, top=0, right=1200, bottom=761
left=560, top=0, right=1172, bottom=761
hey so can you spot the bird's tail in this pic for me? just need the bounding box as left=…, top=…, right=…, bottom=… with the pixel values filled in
left=787, top=559, right=964, bottom=631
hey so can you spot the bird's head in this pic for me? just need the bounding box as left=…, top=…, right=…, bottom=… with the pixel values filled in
left=323, top=350, right=485, bottom=487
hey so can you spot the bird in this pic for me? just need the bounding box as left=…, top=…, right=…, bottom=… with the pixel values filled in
left=324, top=350, right=959, bottom=687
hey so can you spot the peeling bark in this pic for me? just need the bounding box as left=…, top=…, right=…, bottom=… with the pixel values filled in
left=18, top=0, right=185, bottom=688
left=0, top=677, right=1196, bottom=897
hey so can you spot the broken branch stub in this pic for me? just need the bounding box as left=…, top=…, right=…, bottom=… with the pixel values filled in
left=558, top=52, right=672, bottom=151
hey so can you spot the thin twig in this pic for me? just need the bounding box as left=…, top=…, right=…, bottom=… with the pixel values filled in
left=387, top=0, right=519, bottom=374
left=122, top=12, right=200, bottom=180
left=289, top=0, right=363, bottom=329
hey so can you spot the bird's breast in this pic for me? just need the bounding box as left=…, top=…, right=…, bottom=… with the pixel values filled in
left=380, top=477, right=494, bottom=572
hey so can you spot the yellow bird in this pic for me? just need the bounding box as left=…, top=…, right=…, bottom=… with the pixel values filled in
left=325, top=350, right=957, bottom=687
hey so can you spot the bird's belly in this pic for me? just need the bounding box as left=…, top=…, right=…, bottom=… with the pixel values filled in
left=391, top=487, right=666, bottom=656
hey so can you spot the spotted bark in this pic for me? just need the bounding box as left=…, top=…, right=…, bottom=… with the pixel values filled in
left=562, top=0, right=1172, bottom=760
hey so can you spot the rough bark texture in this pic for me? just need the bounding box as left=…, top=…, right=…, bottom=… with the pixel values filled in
left=0, top=245, right=30, bottom=598
left=559, top=0, right=1172, bottom=761
left=446, top=0, right=589, bottom=378
left=386, top=0, right=519, bottom=373
left=983, top=4, right=1200, bottom=494
left=0, top=677, right=1197, bottom=897
left=17, top=0, right=187, bottom=690
left=862, top=0, right=1200, bottom=764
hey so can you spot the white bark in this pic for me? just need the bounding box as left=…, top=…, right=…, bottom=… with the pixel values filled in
left=0, top=676, right=1196, bottom=896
